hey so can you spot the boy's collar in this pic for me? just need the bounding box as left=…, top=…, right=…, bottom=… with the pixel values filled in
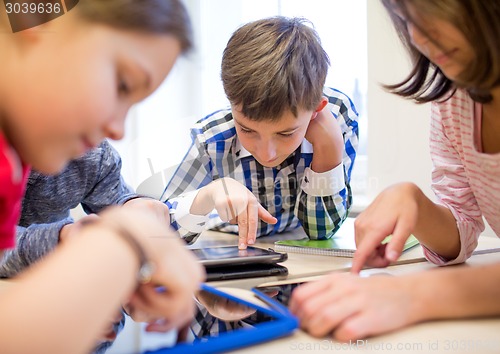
left=233, top=137, right=314, bottom=160
left=234, top=138, right=252, bottom=159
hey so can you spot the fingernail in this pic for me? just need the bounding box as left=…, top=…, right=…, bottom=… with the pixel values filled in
left=387, top=250, right=398, bottom=262
left=239, top=243, right=247, bottom=249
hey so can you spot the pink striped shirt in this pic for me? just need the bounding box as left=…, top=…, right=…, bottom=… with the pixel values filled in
left=425, top=89, right=500, bottom=265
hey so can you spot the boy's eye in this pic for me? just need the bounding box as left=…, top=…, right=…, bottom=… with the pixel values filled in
left=239, top=127, right=253, bottom=134
left=279, top=132, right=294, bottom=138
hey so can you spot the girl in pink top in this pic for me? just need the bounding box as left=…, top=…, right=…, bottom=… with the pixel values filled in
left=290, top=0, right=500, bottom=341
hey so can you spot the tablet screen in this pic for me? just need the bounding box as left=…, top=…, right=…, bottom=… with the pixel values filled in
left=254, top=282, right=305, bottom=307
left=144, top=285, right=298, bottom=354
left=190, top=246, right=287, bottom=267
left=187, top=287, right=276, bottom=339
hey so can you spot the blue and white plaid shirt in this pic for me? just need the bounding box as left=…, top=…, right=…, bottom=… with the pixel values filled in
left=162, top=87, right=358, bottom=244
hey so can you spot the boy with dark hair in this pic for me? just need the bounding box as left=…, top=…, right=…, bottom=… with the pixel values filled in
left=162, top=16, right=358, bottom=248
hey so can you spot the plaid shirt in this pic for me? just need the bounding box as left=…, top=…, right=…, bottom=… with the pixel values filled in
left=162, top=87, right=358, bottom=243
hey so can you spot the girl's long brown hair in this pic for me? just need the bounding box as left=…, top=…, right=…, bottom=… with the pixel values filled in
left=381, top=0, right=500, bottom=103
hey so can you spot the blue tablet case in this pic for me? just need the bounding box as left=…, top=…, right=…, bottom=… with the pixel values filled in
left=143, top=284, right=299, bottom=354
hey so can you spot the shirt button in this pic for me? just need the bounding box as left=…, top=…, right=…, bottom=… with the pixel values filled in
left=280, top=208, right=285, bottom=213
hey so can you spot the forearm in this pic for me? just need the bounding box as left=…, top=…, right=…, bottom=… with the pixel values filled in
left=410, top=263, right=500, bottom=322
left=410, top=184, right=460, bottom=260
left=310, top=130, right=343, bottom=173
left=0, top=227, right=138, bottom=354
left=81, top=140, right=137, bottom=213
left=190, top=185, right=214, bottom=216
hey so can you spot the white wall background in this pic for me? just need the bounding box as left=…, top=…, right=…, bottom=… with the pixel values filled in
left=366, top=0, right=433, bottom=200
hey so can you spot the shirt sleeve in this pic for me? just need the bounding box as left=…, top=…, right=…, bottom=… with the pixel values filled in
left=79, top=140, right=137, bottom=214
left=163, top=136, right=215, bottom=244
left=424, top=102, right=484, bottom=266
left=1, top=140, right=138, bottom=278
left=294, top=90, right=359, bottom=239
left=0, top=219, right=70, bottom=278
left=170, top=190, right=211, bottom=233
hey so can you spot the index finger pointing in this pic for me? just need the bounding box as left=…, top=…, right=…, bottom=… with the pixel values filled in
left=238, top=208, right=248, bottom=250
left=351, top=228, right=392, bottom=274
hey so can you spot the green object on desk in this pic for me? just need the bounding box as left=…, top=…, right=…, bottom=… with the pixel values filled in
left=274, top=234, right=419, bottom=258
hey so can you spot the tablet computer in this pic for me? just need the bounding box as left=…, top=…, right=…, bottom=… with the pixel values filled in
left=191, top=246, right=287, bottom=268
left=143, top=284, right=298, bottom=354
left=254, top=280, right=305, bottom=307
left=205, top=263, right=288, bottom=281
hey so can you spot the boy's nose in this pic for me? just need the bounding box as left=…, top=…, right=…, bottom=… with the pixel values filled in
left=259, top=141, right=277, bottom=162
left=104, top=114, right=126, bottom=141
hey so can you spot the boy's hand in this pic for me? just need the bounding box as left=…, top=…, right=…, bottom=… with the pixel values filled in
left=192, top=178, right=277, bottom=249
left=59, top=198, right=170, bottom=244
left=305, top=105, right=344, bottom=173
left=59, top=214, right=100, bottom=243
left=123, top=295, right=182, bottom=333
left=96, top=309, right=123, bottom=341
left=99, top=207, right=205, bottom=333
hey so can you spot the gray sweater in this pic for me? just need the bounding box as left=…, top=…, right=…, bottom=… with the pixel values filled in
left=0, top=139, right=137, bottom=278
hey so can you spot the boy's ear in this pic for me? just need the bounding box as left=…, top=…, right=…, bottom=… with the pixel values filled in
left=310, top=97, right=328, bottom=120
left=314, top=97, right=328, bottom=113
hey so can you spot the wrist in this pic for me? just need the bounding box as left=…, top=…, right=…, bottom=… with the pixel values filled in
left=310, top=138, right=343, bottom=173
left=401, top=182, right=438, bottom=234
left=59, top=224, right=71, bottom=243
left=310, top=145, right=342, bottom=173
left=80, top=218, right=155, bottom=285
left=190, top=185, right=215, bottom=215
left=406, top=269, right=460, bottom=323
left=403, top=273, right=434, bottom=324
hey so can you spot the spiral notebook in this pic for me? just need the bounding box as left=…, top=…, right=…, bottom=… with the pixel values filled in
left=274, top=218, right=419, bottom=257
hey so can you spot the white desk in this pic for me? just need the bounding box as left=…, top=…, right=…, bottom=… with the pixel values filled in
left=191, top=228, right=500, bottom=289
left=229, top=250, right=500, bottom=354
left=1, top=231, right=500, bottom=354
left=231, top=319, right=500, bottom=354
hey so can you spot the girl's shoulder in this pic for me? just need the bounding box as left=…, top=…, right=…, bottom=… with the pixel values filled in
left=432, top=89, right=475, bottom=122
